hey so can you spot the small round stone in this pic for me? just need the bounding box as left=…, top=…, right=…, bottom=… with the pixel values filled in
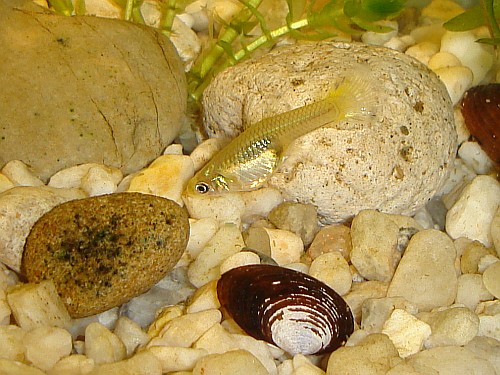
left=22, top=192, right=189, bottom=318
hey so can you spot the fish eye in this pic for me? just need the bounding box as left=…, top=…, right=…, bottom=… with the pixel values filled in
left=195, top=182, right=210, bottom=194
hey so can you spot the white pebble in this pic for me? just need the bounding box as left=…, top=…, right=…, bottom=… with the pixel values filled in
left=192, top=349, right=268, bottom=375
left=350, top=210, right=401, bottom=282
left=309, top=251, right=352, bottom=296
left=183, top=192, right=245, bottom=227
left=49, top=354, right=95, bottom=375
left=478, top=254, right=499, bottom=274
left=187, top=224, right=245, bottom=287
left=482, top=261, right=500, bottom=299
left=458, top=141, right=496, bottom=175
left=148, top=346, right=208, bottom=373
left=186, top=217, right=220, bottom=259
left=405, top=41, right=439, bottom=65
left=1, top=160, right=44, bottom=186
left=84, top=322, right=126, bottom=365
left=219, top=251, right=261, bottom=274
left=150, top=309, right=222, bottom=348
left=24, top=326, right=73, bottom=371
left=440, top=30, right=494, bottom=85
left=189, top=138, right=226, bottom=172
left=478, top=314, right=500, bottom=341
left=169, top=17, right=202, bottom=71
left=490, top=206, right=500, bottom=257
left=0, top=173, right=14, bottom=193
left=113, top=316, right=150, bottom=357
left=0, top=325, right=26, bottom=361
left=245, top=227, right=304, bottom=266
left=446, top=175, right=500, bottom=247
left=361, top=297, right=419, bottom=334
left=241, top=188, right=283, bottom=224
left=382, top=308, right=431, bottom=358
left=163, top=143, right=184, bottom=155
left=48, top=163, right=122, bottom=190
left=456, top=274, right=494, bottom=311
left=424, top=306, right=479, bottom=348
left=127, top=154, right=194, bottom=206
left=186, top=280, right=220, bottom=314
left=387, top=229, right=457, bottom=311
left=81, top=165, right=121, bottom=196
left=361, top=21, right=398, bottom=46
left=433, top=65, right=473, bottom=105
left=428, top=51, right=462, bottom=70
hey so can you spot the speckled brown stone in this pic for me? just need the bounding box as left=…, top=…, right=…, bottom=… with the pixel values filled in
left=22, top=192, right=189, bottom=318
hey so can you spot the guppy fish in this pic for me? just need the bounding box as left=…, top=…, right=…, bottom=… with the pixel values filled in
left=185, top=73, right=376, bottom=196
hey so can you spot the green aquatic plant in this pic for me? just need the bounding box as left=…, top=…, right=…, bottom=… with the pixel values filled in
left=186, top=0, right=408, bottom=102
left=444, top=0, right=500, bottom=45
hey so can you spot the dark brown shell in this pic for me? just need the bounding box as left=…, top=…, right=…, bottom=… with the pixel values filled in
left=217, top=264, right=354, bottom=356
left=461, top=83, right=500, bottom=163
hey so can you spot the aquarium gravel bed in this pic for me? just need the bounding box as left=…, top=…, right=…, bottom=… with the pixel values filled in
left=0, top=0, right=499, bottom=374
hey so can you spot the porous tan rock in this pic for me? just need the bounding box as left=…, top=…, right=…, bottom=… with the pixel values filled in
left=202, top=42, right=457, bottom=223
left=387, top=229, right=457, bottom=311
left=0, top=0, right=186, bottom=181
left=0, top=186, right=86, bottom=272
left=22, top=193, right=189, bottom=317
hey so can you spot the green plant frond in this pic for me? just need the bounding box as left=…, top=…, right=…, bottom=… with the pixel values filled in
left=477, top=36, right=500, bottom=44
left=239, top=0, right=272, bottom=39
left=344, top=0, right=406, bottom=22
left=47, top=0, right=74, bottom=16
left=286, top=0, right=308, bottom=23
left=443, top=5, right=486, bottom=31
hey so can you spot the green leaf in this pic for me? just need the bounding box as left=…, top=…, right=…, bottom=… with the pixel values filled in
left=345, top=0, right=406, bottom=22
left=477, top=36, right=500, bottom=45
left=443, top=5, right=485, bottom=31
left=47, top=0, right=74, bottom=16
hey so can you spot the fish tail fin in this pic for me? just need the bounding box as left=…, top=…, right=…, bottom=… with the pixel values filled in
left=327, top=67, right=378, bottom=122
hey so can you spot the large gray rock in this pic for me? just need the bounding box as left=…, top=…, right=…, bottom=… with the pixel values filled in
left=0, top=0, right=186, bottom=181
left=202, top=42, right=457, bottom=223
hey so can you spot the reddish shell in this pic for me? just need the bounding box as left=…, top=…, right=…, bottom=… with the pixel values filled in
left=217, top=264, right=354, bottom=356
left=461, top=84, right=500, bottom=163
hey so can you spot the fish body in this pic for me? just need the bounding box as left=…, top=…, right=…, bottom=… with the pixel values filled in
left=185, top=73, right=376, bottom=196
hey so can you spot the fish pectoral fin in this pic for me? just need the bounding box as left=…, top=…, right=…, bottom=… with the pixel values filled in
left=232, top=149, right=281, bottom=190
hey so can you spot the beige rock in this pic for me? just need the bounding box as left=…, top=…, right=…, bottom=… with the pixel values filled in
left=49, top=354, right=96, bottom=375
left=268, top=202, right=319, bottom=246
left=84, top=322, right=126, bottom=365
left=0, top=0, right=187, bottom=181
left=361, top=297, right=419, bottom=334
left=424, top=306, right=479, bottom=348
left=387, top=229, right=457, bottom=311
left=478, top=313, right=500, bottom=341
left=0, top=173, right=14, bottom=194
left=192, top=349, right=268, bottom=375
left=309, top=251, right=352, bottom=296
left=188, top=224, right=245, bottom=287
left=307, top=224, right=352, bottom=261
left=49, top=163, right=122, bottom=191
left=0, top=359, right=46, bottom=375
left=433, top=65, right=473, bottom=105
left=148, top=346, right=208, bottom=373
left=461, top=241, right=493, bottom=274
left=407, top=346, right=496, bottom=375
left=440, top=30, right=494, bottom=86
left=1, top=160, right=44, bottom=187
left=344, top=281, right=389, bottom=323
left=186, top=280, right=220, bottom=314
left=326, top=333, right=400, bottom=375
left=465, top=336, right=500, bottom=374
left=382, top=309, right=431, bottom=358
left=491, top=206, right=500, bottom=257
left=455, top=274, right=494, bottom=311
left=0, top=186, right=86, bottom=272
left=427, top=51, right=461, bottom=70
left=23, top=326, right=72, bottom=371
left=219, top=251, right=261, bottom=274
left=202, top=42, right=456, bottom=223
left=350, top=210, right=401, bottom=282
left=0, top=325, right=26, bottom=362
left=483, top=262, right=500, bottom=298
left=245, top=227, right=304, bottom=266
left=446, top=175, right=500, bottom=247
left=113, top=316, right=150, bottom=357
left=127, top=154, right=195, bottom=206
